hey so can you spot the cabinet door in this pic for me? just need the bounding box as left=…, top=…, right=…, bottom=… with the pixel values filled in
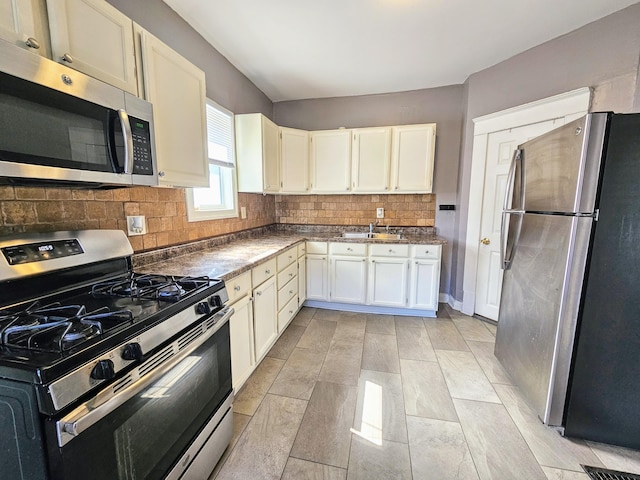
left=352, top=127, right=391, bottom=193
left=410, top=259, right=440, bottom=311
left=47, top=0, right=137, bottom=94
left=229, top=295, right=254, bottom=391
left=139, top=29, right=208, bottom=187
left=0, top=0, right=47, bottom=55
left=310, top=129, right=351, bottom=193
left=253, top=276, right=277, bottom=361
left=298, top=256, right=307, bottom=306
left=280, top=127, right=309, bottom=193
left=391, top=124, right=436, bottom=193
left=236, top=113, right=280, bottom=193
left=262, top=116, right=280, bottom=193
left=306, top=255, right=328, bottom=300
left=368, top=257, right=409, bottom=307
left=330, top=256, right=367, bottom=304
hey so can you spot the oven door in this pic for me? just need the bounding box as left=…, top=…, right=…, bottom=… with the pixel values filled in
left=46, top=307, right=233, bottom=480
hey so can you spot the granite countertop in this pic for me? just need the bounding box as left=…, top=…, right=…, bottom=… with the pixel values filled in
left=134, top=227, right=446, bottom=281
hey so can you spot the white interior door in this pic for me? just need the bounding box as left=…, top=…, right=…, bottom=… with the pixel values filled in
left=474, top=119, right=565, bottom=320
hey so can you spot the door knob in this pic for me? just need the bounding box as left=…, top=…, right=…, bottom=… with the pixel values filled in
left=480, top=238, right=491, bottom=245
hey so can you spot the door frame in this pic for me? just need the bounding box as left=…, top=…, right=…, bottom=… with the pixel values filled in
left=461, top=88, right=591, bottom=316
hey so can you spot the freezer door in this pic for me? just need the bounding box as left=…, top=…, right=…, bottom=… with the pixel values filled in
left=495, top=213, right=592, bottom=425
left=518, top=114, right=607, bottom=214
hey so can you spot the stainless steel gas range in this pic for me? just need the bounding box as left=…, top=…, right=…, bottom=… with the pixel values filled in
left=0, top=230, right=234, bottom=480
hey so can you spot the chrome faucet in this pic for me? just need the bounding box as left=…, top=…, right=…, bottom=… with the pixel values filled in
left=369, top=222, right=375, bottom=234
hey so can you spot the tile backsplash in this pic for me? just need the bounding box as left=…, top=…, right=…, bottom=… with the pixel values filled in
left=0, top=186, right=275, bottom=251
left=0, top=186, right=435, bottom=252
left=275, top=194, right=436, bottom=227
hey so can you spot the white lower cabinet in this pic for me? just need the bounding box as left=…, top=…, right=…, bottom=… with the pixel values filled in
left=228, top=294, right=254, bottom=391
left=306, top=241, right=441, bottom=315
left=297, top=243, right=307, bottom=307
left=368, top=257, right=409, bottom=307
left=306, top=242, right=329, bottom=301
left=252, top=275, right=277, bottom=362
left=409, top=245, right=442, bottom=311
left=328, top=242, right=367, bottom=304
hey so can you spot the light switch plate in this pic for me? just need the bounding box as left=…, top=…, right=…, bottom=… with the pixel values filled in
left=127, top=215, right=146, bottom=236
left=376, top=207, right=384, bottom=219
left=240, top=206, right=247, bottom=219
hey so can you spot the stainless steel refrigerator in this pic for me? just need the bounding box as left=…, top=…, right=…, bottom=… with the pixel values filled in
left=495, top=112, right=640, bottom=449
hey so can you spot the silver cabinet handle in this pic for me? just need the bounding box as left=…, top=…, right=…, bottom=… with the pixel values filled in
left=265, top=269, right=271, bottom=274
left=289, top=290, right=294, bottom=294
left=234, top=285, right=241, bottom=292
left=289, top=273, right=294, bottom=277
left=62, top=53, right=73, bottom=63
left=389, top=249, right=394, bottom=253
left=347, top=247, right=352, bottom=251
left=256, top=291, right=262, bottom=296
left=25, top=37, right=40, bottom=49
left=158, top=171, right=165, bottom=177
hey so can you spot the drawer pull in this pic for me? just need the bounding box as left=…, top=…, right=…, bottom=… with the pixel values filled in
left=389, top=249, right=394, bottom=253
left=347, top=247, right=352, bottom=251
left=265, top=269, right=271, bottom=274
left=234, top=285, right=241, bottom=292
left=256, top=291, right=262, bottom=296
left=289, top=273, right=294, bottom=277
left=289, top=290, right=294, bottom=294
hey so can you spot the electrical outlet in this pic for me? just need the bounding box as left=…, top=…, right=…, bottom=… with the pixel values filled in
left=376, top=207, right=384, bottom=219
left=240, top=206, right=247, bottom=219
left=126, top=215, right=146, bottom=236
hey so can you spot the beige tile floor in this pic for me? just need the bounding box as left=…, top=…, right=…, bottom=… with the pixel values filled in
left=210, top=305, right=640, bottom=480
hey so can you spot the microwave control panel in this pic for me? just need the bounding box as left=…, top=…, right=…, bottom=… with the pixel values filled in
left=130, top=117, right=153, bottom=176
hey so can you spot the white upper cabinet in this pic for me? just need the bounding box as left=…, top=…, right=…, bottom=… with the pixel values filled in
left=280, top=127, right=309, bottom=193
left=391, top=124, right=436, bottom=193
left=352, top=127, right=392, bottom=193
left=46, top=0, right=138, bottom=95
left=310, top=129, right=351, bottom=193
left=235, top=113, right=280, bottom=193
left=0, top=0, right=49, bottom=56
left=138, top=28, right=208, bottom=187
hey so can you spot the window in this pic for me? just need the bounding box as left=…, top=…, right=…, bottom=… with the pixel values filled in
left=186, top=99, right=238, bottom=221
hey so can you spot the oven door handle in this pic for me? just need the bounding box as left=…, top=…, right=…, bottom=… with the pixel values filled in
left=56, top=306, right=233, bottom=447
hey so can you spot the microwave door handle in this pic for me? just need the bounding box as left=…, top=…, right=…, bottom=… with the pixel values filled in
left=55, top=306, right=233, bottom=448
left=118, top=109, right=134, bottom=174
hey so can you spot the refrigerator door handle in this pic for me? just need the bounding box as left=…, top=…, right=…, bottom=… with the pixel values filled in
left=503, top=148, right=524, bottom=211
left=501, top=211, right=523, bottom=270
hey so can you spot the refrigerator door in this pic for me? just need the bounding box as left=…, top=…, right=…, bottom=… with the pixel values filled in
left=495, top=212, right=593, bottom=425
left=517, top=114, right=607, bottom=214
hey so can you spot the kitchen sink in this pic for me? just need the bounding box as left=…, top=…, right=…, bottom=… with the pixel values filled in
left=340, top=232, right=403, bottom=240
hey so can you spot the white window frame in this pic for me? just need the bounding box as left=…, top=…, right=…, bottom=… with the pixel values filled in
left=185, top=99, right=238, bottom=221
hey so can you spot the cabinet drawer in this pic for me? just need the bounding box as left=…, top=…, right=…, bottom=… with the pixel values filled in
left=412, top=244, right=442, bottom=259
left=329, top=243, right=367, bottom=256
left=278, top=294, right=298, bottom=331
left=226, top=271, right=252, bottom=304
left=297, top=243, right=306, bottom=257
left=252, top=258, right=277, bottom=287
left=369, top=244, right=410, bottom=258
left=277, top=247, right=297, bottom=270
left=278, top=277, right=298, bottom=308
left=306, top=241, right=327, bottom=254
left=277, top=262, right=297, bottom=288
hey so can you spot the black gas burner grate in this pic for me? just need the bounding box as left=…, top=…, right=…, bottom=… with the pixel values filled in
left=92, top=274, right=211, bottom=302
left=0, top=301, right=134, bottom=353
left=583, top=465, right=640, bottom=480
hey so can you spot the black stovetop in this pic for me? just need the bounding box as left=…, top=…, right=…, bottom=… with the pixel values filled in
left=0, top=271, right=224, bottom=383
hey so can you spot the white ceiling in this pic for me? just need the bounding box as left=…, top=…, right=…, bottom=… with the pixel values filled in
left=163, top=0, right=639, bottom=102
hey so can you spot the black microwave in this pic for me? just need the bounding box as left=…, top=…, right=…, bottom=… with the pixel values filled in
left=0, top=40, right=157, bottom=188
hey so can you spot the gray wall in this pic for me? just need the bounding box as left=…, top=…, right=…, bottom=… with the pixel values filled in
left=106, top=0, right=272, bottom=117
left=274, top=86, right=465, bottom=296
left=453, top=2, right=640, bottom=302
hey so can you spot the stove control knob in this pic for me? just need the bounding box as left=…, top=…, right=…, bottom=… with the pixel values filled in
left=196, top=301, right=211, bottom=315
left=91, top=359, right=115, bottom=380
left=122, top=343, right=143, bottom=362
left=208, top=295, right=222, bottom=308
